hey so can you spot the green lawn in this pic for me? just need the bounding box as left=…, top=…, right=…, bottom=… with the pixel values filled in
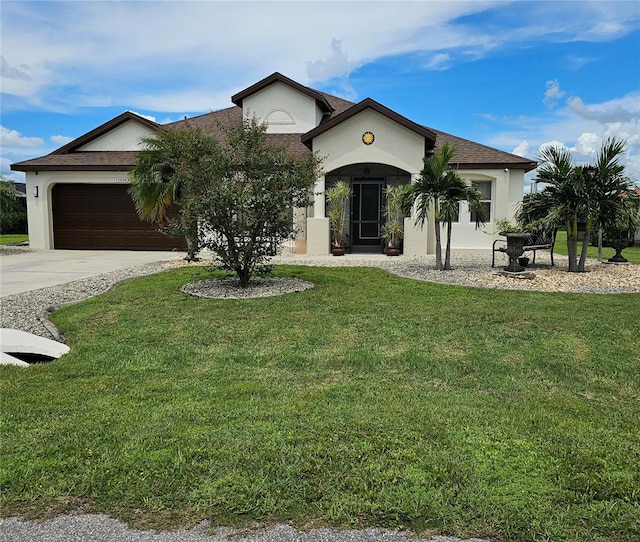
left=2, top=266, right=639, bottom=541
left=554, top=230, right=640, bottom=264
left=0, top=233, right=28, bottom=245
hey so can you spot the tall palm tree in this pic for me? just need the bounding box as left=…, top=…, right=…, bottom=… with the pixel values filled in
left=535, top=137, right=633, bottom=272
left=440, top=179, right=487, bottom=270
left=535, top=145, right=580, bottom=269
left=582, top=138, right=633, bottom=267
left=406, top=144, right=487, bottom=270
left=129, top=126, right=216, bottom=260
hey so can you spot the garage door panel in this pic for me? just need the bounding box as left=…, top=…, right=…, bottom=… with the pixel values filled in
left=52, top=184, right=186, bottom=250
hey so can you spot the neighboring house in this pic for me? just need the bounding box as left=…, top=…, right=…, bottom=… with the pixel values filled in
left=11, top=72, right=536, bottom=254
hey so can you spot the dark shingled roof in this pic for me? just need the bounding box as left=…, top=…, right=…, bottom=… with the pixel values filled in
left=11, top=75, right=536, bottom=173
left=431, top=128, right=536, bottom=171
left=10, top=151, right=139, bottom=171
left=166, top=107, right=313, bottom=159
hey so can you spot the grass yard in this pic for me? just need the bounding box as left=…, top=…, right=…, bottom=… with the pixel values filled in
left=0, top=233, right=28, bottom=245
left=1, top=265, right=639, bottom=541
left=553, top=230, right=640, bottom=264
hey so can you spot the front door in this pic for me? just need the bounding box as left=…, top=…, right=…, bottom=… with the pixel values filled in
left=351, top=179, right=384, bottom=251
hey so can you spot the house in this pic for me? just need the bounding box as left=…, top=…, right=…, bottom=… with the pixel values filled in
left=11, top=72, right=536, bottom=254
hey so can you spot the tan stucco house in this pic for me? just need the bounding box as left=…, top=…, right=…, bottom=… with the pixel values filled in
left=11, top=72, right=536, bottom=254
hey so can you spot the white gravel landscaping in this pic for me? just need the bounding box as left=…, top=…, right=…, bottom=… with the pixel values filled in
left=1, top=247, right=638, bottom=343
left=0, top=514, right=490, bottom=542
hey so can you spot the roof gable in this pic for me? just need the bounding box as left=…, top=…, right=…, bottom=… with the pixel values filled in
left=232, top=72, right=334, bottom=114
left=52, top=111, right=160, bottom=154
left=301, top=98, right=437, bottom=147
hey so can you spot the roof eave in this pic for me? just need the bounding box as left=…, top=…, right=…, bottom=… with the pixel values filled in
left=451, top=161, right=538, bottom=173
left=11, top=163, right=136, bottom=173
left=301, top=98, right=437, bottom=146
left=231, top=72, right=334, bottom=113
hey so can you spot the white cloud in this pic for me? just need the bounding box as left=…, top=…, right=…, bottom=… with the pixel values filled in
left=2, top=1, right=637, bottom=113
left=127, top=88, right=241, bottom=114
left=424, top=53, right=452, bottom=71
left=127, top=111, right=156, bottom=123
left=486, top=89, right=640, bottom=185
left=512, top=140, right=530, bottom=157
left=0, top=156, right=24, bottom=182
left=50, top=135, right=74, bottom=145
left=543, top=80, right=565, bottom=109
left=1, top=55, right=30, bottom=82
left=575, top=132, right=600, bottom=155
left=538, top=140, right=569, bottom=153
left=0, top=126, right=43, bottom=148
left=476, top=112, right=497, bottom=122
left=567, top=95, right=640, bottom=123
left=565, top=54, right=598, bottom=70
left=307, top=39, right=357, bottom=82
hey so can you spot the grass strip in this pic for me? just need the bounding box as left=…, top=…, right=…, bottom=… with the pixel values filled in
left=0, top=233, right=28, bottom=245
left=553, top=230, right=640, bottom=264
left=2, top=265, right=639, bottom=541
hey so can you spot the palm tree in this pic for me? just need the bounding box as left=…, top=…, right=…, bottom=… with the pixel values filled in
left=535, top=137, right=633, bottom=272
left=129, top=126, right=215, bottom=260
left=584, top=138, right=634, bottom=266
left=439, top=178, right=487, bottom=270
left=406, top=144, right=487, bottom=270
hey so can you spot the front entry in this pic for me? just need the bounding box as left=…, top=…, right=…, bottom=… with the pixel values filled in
left=351, top=179, right=384, bottom=252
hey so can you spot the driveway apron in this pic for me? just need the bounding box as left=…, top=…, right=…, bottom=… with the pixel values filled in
left=0, top=250, right=184, bottom=297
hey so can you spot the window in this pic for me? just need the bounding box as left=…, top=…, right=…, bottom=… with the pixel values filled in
left=471, top=180, right=492, bottom=223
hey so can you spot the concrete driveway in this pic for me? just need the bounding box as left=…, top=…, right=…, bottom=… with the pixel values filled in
left=0, top=249, right=184, bottom=297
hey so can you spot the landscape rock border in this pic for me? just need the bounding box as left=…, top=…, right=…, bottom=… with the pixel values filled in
left=181, top=277, right=314, bottom=299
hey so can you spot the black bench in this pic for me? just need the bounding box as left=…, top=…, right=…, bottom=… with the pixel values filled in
left=492, top=229, right=556, bottom=267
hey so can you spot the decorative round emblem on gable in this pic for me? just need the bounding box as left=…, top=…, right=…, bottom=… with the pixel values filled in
left=362, top=131, right=375, bottom=145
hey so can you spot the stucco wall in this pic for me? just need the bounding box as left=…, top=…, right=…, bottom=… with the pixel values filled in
left=242, top=81, right=321, bottom=134
left=313, top=109, right=425, bottom=175
left=78, top=121, right=156, bottom=151
left=433, top=167, right=525, bottom=251
left=26, top=171, right=133, bottom=249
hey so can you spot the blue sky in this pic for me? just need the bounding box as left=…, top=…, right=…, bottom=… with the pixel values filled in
left=2, top=0, right=639, bottom=191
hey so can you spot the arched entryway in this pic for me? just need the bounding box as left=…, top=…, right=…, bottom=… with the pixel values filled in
left=325, top=163, right=412, bottom=253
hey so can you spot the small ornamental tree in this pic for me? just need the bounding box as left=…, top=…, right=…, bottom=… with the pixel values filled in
left=0, top=177, right=27, bottom=234
left=194, top=117, right=322, bottom=286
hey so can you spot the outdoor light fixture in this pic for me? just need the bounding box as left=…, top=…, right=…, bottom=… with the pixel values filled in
left=33, top=186, right=39, bottom=197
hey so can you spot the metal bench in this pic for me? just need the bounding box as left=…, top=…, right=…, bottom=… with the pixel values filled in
left=492, top=229, right=556, bottom=267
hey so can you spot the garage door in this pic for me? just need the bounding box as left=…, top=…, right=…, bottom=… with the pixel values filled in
left=52, top=184, right=187, bottom=250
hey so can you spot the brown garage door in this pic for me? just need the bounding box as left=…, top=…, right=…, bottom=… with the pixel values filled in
left=52, top=183, right=187, bottom=250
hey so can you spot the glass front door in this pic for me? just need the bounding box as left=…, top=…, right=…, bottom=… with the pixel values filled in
left=351, top=179, right=384, bottom=250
